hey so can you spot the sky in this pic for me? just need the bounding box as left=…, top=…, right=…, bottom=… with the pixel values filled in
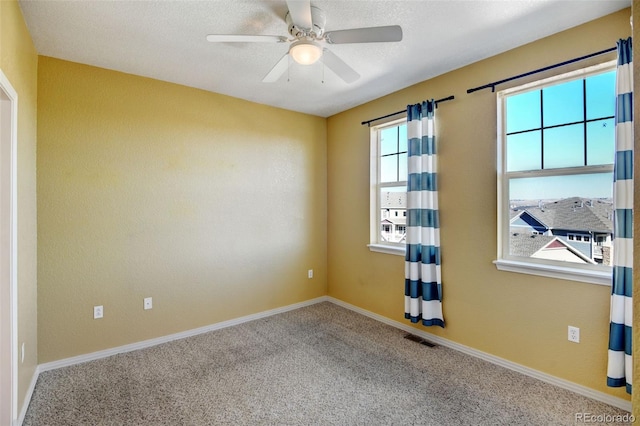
left=509, top=173, right=613, bottom=200
left=506, top=69, right=615, bottom=200
left=380, top=123, right=407, bottom=183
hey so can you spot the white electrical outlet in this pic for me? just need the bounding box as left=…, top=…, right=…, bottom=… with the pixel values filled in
left=568, top=326, right=580, bottom=343
left=93, top=305, right=103, bottom=319
left=144, top=297, right=153, bottom=310
left=21, top=343, right=25, bottom=363
left=308, top=269, right=314, bottom=279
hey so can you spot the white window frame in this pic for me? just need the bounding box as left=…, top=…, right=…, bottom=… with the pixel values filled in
left=495, top=61, right=616, bottom=286
left=368, top=117, right=406, bottom=256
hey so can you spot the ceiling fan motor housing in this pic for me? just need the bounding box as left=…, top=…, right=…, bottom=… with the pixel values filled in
left=286, top=6, right=326, bottom=39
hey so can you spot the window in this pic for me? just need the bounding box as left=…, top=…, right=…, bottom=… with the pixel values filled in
left=568, top=233, right=590, bottom=243
left=496, top=61, right=616, bottom=285
left=369, top=118, right=407, bottom=255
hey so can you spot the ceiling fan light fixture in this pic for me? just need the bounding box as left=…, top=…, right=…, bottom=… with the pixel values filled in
left=289, top=39, right=323, bottom=65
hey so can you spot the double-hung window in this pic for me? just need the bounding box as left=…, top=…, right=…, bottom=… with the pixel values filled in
left=496, top=61, right=616, bottom=285
left=369, top=118, right=407, bottom=255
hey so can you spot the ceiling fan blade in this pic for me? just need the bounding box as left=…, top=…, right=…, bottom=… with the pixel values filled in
left=262, top=53, right=291, bottom=83
left=286, top=0, right=312, bottom=29
left=325, top=25, right=403, bottom=44
left=322, top=49, right=360, bottom=84
left=206, top=34, right=287, bottom=43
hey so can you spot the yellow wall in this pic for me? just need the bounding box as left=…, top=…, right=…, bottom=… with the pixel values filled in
left=37, top=57, right=327, bottom=362
left=327, top=9, right=631, bottom=400
left=0, top=0, right=39, bottom=417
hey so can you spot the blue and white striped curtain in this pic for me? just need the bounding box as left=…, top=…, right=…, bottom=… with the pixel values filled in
left=404, top=100, right=444, bottom=327
left=607, top=37, right=633, bottom=395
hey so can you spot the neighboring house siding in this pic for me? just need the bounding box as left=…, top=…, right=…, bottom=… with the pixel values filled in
left=554, top=231, right=592, bottom=259
left=531, top=246, right=590, bottom=263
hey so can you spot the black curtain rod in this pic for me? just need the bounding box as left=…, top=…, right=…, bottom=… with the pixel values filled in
left=467, top=46, right=617, bottom=94
left=361, top=95, right=455, bottom=126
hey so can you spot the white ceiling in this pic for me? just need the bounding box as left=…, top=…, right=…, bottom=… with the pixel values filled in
left=19, top=0, right=630, bottom=117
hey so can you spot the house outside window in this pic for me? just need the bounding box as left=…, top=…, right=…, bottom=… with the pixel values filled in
left=369, top=118, right=407, bottom=255
left=496, top=61, right=616, bottom=285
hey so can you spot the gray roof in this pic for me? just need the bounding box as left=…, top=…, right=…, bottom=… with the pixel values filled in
left=512, top=197, right=612, bottom=233
left=510, top=233, right=556, bottom=257
left=509, top=233, right=593, bottom=263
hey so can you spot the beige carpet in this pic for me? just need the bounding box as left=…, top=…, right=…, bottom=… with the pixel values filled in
left=23, top=302, right=631, bottom=425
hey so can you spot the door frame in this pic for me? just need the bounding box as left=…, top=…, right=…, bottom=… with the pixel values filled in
left=0, top=68, right=19, bottom=425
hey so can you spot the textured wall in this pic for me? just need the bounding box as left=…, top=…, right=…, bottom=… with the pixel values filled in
left=0, top=0, right=39, bottom=417
left=37, top=57, right=327, bottom=362
left=327, top=9, right=631, bottom=399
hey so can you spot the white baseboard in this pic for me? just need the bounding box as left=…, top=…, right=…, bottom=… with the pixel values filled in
left=39, top=296, right=329, bottom=373
left=15, top=365, right=39, bottom=426
left=326, top=297, right=632, bottom=413
left=29, top=295, right=631, bottom=417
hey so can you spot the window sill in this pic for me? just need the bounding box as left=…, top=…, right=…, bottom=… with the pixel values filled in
left=368, top=244, right=405, bottom=256
left=493, top=259, right=611, bottom=286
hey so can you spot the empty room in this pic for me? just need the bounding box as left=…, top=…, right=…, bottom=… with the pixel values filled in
left=1, top=0, right=638, bottom=424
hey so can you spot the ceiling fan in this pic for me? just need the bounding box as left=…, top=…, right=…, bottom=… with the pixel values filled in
left=206, top=0, right=403, bottom=84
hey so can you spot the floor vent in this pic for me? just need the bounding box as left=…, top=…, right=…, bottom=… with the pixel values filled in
left=404, top=333, right=437, bottom=347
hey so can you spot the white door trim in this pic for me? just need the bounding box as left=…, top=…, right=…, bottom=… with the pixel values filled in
left=0, top=69, right=19, bottom=426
